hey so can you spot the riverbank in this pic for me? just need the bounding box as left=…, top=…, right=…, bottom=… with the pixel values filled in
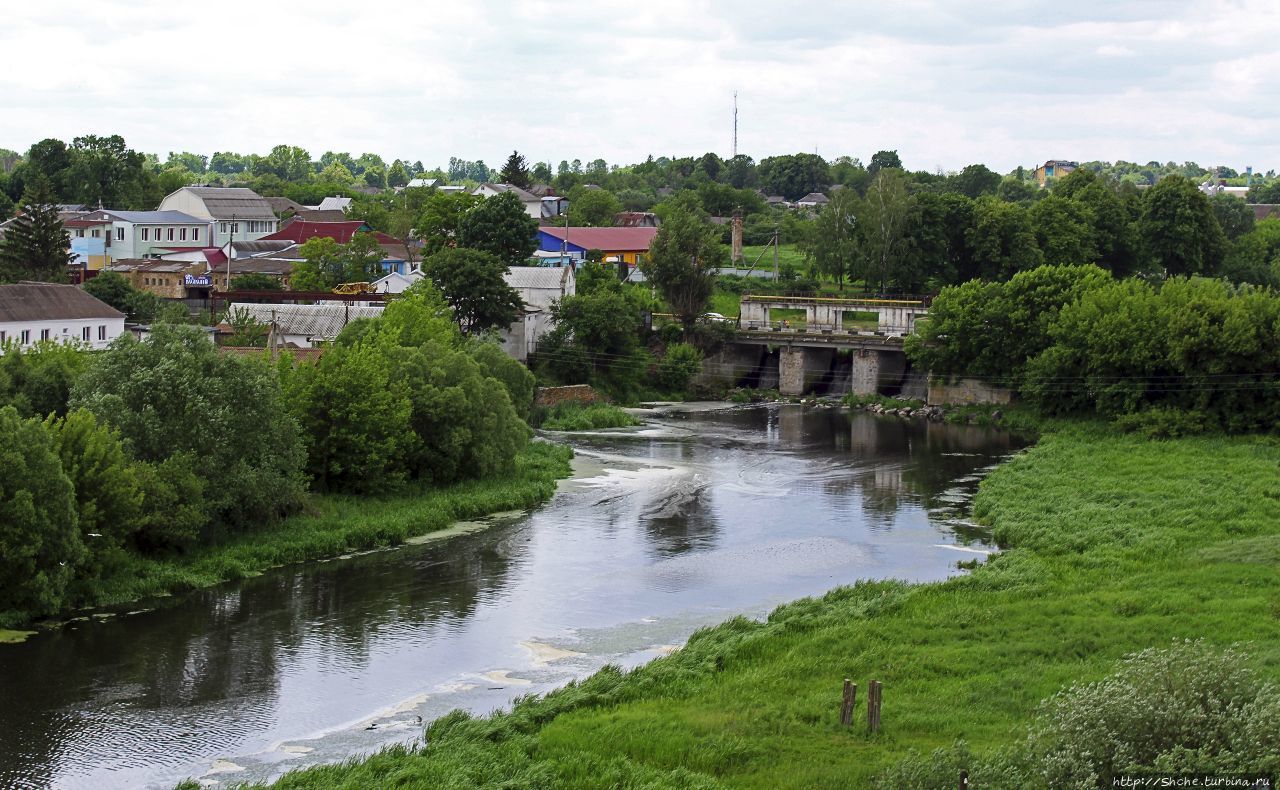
left=244, top=421, right=1280, bottom=788
left=12, top=442, right=573, bottom=634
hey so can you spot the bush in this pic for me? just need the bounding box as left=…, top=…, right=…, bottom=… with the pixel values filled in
left=469, top=341, right=536, bottom=418
left=533, top=403, right=639, bottom=431
left=1113, top=407, right=1211, bottom=439
left=0, top=340, right=89, bottom=418
left=657, top=342, right=703, bottom=393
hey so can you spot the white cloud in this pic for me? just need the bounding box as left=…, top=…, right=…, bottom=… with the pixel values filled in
left=0, top=0, right=1277, bottom=174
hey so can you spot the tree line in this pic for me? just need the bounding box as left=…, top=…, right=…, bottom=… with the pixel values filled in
left=0, top=283, right=534, bottom=626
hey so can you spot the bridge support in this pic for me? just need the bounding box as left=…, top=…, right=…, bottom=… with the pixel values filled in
left=779, top=347, right=807, bottom=396
left=849, top=349, right=906, bottom=396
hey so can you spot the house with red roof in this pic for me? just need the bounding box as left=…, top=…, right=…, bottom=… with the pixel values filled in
left=537, top=226, right=659, bottom=270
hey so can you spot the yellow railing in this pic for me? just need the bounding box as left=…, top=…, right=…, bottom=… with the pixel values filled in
left=741, top=294, right=924, bottom=307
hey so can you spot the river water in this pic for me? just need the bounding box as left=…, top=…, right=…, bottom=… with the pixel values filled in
left=0, top=404, right=1024, bottom=789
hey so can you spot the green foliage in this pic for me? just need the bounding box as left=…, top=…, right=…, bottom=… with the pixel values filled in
left=421, top=248, right=524, bottom=334
left=533, top=402, right=640, bottom=431
left=906, top=264, right=1111, bottom=388
left=802, top=188, right=860, bottom=289
left=469, top=341, right=536, bottom=418
left=70, top=324, right=306, bottom=537
left=415, top=191, right=482, bottom=258
left=567, top=185, right=622, bottom=226
left=948, top=163, right=1002, bottom=198
left=229, top=272, right=283, bottom=291
left=540, top=285, right=651, bottom=401
left=497, top=150, right=532, bottom=189
left=1138, top=175, right=1226, bottom=277
left=83, top=270, right=156, bottom=321
left=657, top=342, right=703, bottom=393
left=0, top=340, right=89, bottom=418
left=643, top=204, right=726, bottom=328
left=290, top=233, right=384, bottom=291
left=1209, top=192, right=1255, bottom=240
left=1222, top=218, right=1280, bottom=287
left=0, top=176, right=73, bottom=283
left=225, top=306, right=268, bottom=347
left=966, top=196, right=1044, bottom=280
left=757, top=153, right=831, bottom=200
left=458, top=190, right=538, bottom=266
left=0, top=407, right=82, bottom=621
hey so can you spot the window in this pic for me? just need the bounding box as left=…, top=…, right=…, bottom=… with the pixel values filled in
left=219, top=222, right=227, bottom=233
left=142, top=228, right=149, bottom=241
left=155, top=227, right=161, bottom=239
left=81, top=326, right=90, bottom=342
left=76, top=229, right=85, bottom=238
left=98, top=325, right=107, bottom=341
left=180, top=227, right=187, bottom=241
left=167, top=227, right=175, bottom=242
left=192, top=227, right=200, bottom=241
left=0, top=331, right=5, bottom=342
left=41, top=329, right=50, bottom=341
left=232, top=222, right=240, bottom=234
left=20, top=330, right=30, bottom=345
left=115, top=226, right=124, bottom=241
left=92, top=229, right=101, bottom=238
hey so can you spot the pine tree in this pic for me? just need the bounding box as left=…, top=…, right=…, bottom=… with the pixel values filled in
left=499, top=150, right=531, bottom=189
left=0, top=176, right=73, bottom=284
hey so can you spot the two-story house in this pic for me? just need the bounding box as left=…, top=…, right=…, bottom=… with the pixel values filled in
left=157, top=186, right=278, bottom=248
left=90, top=210, right=213, bottom=261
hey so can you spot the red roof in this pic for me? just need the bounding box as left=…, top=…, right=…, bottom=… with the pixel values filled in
left=539, top=226, right=658, bottom=251
left=65, top=218, right=110, bottom=228
left=262, top=220, right=397, bottom=245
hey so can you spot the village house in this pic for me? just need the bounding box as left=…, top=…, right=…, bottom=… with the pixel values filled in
left=258, top=220, right=412, bottom=275
left=64, top=213, right=113, bottom=275
left=501, top=266, right=576, bottom=361
left=66, top=209, right=213, bottom=262
left=226, top=302, right=384, bottom=348
left=536, top=226, right=658, bottom=272
left=157, top=186, right=278, bottom=247
left=0, top=282, right=125, bottom=352
left=796, top=192, right=830, bottom=208
left=104, top=259, right=212, bottom=300
left=473, top=183, right=543, bottom=219
left=1033, top=160, right=1078, bottom=187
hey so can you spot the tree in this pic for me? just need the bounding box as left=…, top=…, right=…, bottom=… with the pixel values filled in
left=567, top=186, right=622, bottom=226
left=387, top=161, right=409, bottom=188
left=531, top=161, right=553, bottom=184
left=468, top=341, right=535, bottom=417
left=904, top=192, right=975, bottom=288
left=966, top=197, right=1044, bottom=280
left=757, top=153, right=831, bottom=200
left=70, top=324, right=306, bottom=537
left=290, top=233, right=384, bottom=291
left=415, top=191, right=482, bottom=258
left=1029, top=195, right=1099, bottom=267
left=0, top=341, right=89, bottom=418
left=64, top=135, right=154, bottom=208
left=1209, top=192, right=1254, bottom=241
left=458, top=191, right=538, bottom=266
left=541, top=288, right=650, bottom=399
left=318, top=161, right=355, bottom=185
left=0, top=176, right=73, bottom=283
left=948, top=164, right=1002, bottom=198
left=1138, top=176, right=1226, bottom=277
left=230, top=272, right=283, bottom=291
left=1222, top=218, right=1280, bottom=287
left=642, top=204, right=727, bottom=329
left=860, top=169, right=912, bottom=291
left=868, top=150, right=903, bottom=175
left=45, top=409, right=143, bottom=577
left=499, top=151, right=531, bottom=189
left=82, top=270, right=160, bottom=321
left=802, top=188, right=860, bottom=290
left=421, top=248, right=524, bottom=335
left=0, top=407, right=82, bottom=620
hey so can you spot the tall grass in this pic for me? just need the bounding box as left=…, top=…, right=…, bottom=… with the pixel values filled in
left=532, top=403, right=640, bottom=431
left=47, top=443, right=574, bottom=620
left=237, top=422, right=1280, bottom=788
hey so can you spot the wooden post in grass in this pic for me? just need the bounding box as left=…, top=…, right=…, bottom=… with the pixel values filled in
left=959, top=769, right=969, bottom=789
left=867, top=680, right=882, bottom=733
left=840, top=679, right=857, bottom=726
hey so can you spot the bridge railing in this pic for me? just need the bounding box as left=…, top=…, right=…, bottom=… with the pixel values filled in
left=740, top=293, right=931, bottom=307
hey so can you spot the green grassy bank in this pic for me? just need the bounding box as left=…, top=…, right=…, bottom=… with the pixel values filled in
left=531, top=403, right=641, bottom=432
left=34, top=443, right=573, bottom=629
left=241, top=423, right=1280, bottom=788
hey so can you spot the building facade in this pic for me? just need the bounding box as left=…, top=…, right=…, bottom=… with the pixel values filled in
left=158, top=187, right=278, bottom=247
left=0, top=282, right=126, bottom=352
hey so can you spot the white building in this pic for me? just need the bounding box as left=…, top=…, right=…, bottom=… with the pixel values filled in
left=501, top=266, right=575, bottom=360
left=0, top=282, right=126, bottom=353
left=227, top=303, right=384, bottom=348
left=158, top=187, right=278, bottom=248
left=472, top=183, right=542, bottom=219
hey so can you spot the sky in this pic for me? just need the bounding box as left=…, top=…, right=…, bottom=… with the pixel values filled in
left=3, top=0, right=1279, bottom=175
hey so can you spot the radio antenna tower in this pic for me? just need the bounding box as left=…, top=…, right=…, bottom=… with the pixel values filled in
left=732, top=91, right=738, bottom=159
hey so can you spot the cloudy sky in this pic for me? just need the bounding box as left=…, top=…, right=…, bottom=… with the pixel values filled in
left=3, top=1, right=1278, bottom=174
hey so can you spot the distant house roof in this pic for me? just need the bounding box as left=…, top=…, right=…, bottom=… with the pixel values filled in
left=528, top=184, right=555, bottom=197
left=169, top=187, right=276, bottom=220
left=1250, top=204, right=1280, bottom=221
left=614, top=212, right=659, bottom=227
left=538, top=226, right=659, bottom=252
left=103, top=210, right=208, bottom=224
left=796, top=192, right=830, bottom=205
left=224, top=259, right=295, bottom=276
left=65, top=216, right=112, bottom=229
left=504, top=266, right=574, bottom=291
left=228, top=303, right=384, bottom=339
left=106, top=259, right=196, bottom=274
left=316, top=196, right=353, bottom=212
left=265, top=196, right=307, bottom=216
left=262, top=221, right=397, bottom=245
left=0, top=282, right=125, bottom=322
left=234, top=240, right=298, bottom=256
left=405, top=177, right=439, bottom=189
left=474, top=183, right=538, bottom=203
left=281, top=210, right=350, bottom=227
left=765, top=195, right=788, bottom=205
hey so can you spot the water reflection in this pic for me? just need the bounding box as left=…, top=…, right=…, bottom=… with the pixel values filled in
left=0, top=405, right=1025, bottom=789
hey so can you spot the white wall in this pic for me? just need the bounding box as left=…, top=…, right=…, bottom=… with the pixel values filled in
left=0, top=317, right=125, bottom=353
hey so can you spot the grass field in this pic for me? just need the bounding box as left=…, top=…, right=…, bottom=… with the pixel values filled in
left=37, top=443, right=574, bottom=627
left=241, top=423, right=1280, bottom=788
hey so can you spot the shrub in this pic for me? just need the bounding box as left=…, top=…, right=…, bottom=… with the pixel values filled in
left=657, top=342, right=703, bottom=394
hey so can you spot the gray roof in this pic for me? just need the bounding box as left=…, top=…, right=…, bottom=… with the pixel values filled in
left=504, top=266, right=573, bottom=291
left=103, top=210, right=208, bottom=224
left=317, top=196, right=352, bottom=212
left=234, top=240, right=298, bottom=256
left=228, top=303, right=383, bottom=338
left=224, top=259, right=295, bottom=276
left=265, top=196, right=307, bottom=215
left=178, top=187, right=276, bottom=220
left=476, top=183, right=538, bottom=203
left=106, top=259, right=196, bottom=273
left=0, top=282, right=125, bottom=322
left=797, top=192, right=829, bottom=204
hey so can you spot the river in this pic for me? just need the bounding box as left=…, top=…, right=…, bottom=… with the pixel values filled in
left=0, top=404, right=1024, bottom=789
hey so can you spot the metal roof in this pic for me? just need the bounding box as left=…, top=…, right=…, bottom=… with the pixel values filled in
left=228, top=303, right=383, bottom=338
left=177, top=187, right=276, bottom=220
left=504, top=266, right=573, bottom=291
left=538, top=226, right=658, bottom=251
left=103, top=210, right=208, bottom=224
left=0, top=282, right=125, bottom=322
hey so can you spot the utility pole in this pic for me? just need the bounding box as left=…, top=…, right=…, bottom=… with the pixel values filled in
left=732, top=91, right=738, bottom=159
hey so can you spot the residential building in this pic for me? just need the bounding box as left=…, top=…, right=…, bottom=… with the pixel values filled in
left=1250, top=204, right=1280, bottom=221
left=614, top=212, right=659, bottom=228
left=796, top=192, right=830, bottom=208
left=259, top=221, right=412, bottom=275
left=536, top=226, right=658, bottom=270
left=502, top=266, right=576, bottom=361
left=65, top=214, right=113, bottom=273
left=372, top=270, right=424, bottom=294
left=316, top=196, right=352, bottom=212
left=74, top=209, right=213, bottom=261
left=403, top=177, right=439, bottom=190
left=265, top=196, right=308, bottom=217
left=0, top=282, right=125, bottom=352
left=1033, top=160, right=1078, bottom=187
left=473, top=183, right=542, bottom=219
left=105, top=259, right=211, bottom=299
left=157, top=186, right=278, bottom=247
left=226, top=303, right=384, bottom=347
left=541, top=195, right=570, bottom=218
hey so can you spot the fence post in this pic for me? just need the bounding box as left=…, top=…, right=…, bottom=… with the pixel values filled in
left=959, top=769, right=969, bottom=789
left=867, top=680, right=882, bottom=733
left=840, top=679, right=857, bottom=727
